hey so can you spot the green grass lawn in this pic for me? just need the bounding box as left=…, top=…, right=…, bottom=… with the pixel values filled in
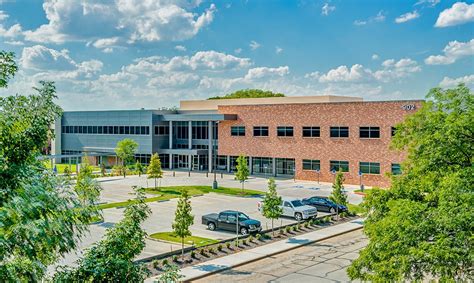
left=149, top=232, right=218, bottom=247
left=43, top=162, right=100, bottom=173
left=97, top=186, right=263, bottom=210
left=348, top=203, right=366, bottom=215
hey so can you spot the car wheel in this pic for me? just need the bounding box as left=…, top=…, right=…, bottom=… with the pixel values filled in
left=330, top=207, right=336, bottom=214
left=240, top=227, right=248, bottom=235
left=208, top=222, right=216, bottom=231
left=295, top=213, right=302, bottom=221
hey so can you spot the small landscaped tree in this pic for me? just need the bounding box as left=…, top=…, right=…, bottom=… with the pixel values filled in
left=157, top=264, right=183, bottom=283
left=172, top=190, right=194, bottom=262
left=63, top=165, right=71, bottom=179
left=135, top=160, right=144, bottom=177
left=147, top=153, right=163, bottom=190
left=329, top=169, right=348, bottom=209
left=262, top=178, right=283, bottom=236
left=100, top=162, right=106, bottom=176
left=235, top=155, right=249, bottom=193
left=114, top=138, right=138, bottom=178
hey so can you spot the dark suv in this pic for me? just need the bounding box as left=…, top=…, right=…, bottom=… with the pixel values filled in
left=202, top=210, right=262, bottom=235
left=302, top=196, right=348, bottom=214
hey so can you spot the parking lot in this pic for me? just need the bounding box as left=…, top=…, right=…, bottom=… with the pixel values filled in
left=52, top=171, right=364, bottom=270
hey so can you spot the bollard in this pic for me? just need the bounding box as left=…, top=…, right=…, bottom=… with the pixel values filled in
left=188, top=171, right=191, bottom=177
left=221, top=172, right=223, bottom=179
left=206, top=172, right=208, bottom=177
left=173, top=171, right=175, bottom=177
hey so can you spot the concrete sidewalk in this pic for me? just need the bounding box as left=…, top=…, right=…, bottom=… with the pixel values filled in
left=145, top=218, right=364, bottom=282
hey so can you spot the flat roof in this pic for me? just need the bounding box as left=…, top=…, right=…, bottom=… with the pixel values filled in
left=180, top=95, right=363, bottom=111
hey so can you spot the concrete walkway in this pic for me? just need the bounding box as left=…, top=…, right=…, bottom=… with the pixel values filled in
left=146, top=218, right=364, bottom=282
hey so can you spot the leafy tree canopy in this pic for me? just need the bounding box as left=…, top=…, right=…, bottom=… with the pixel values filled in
left=262, top=178, right=283, bottom=236
left=329, top=169, right=348, bottom=207
left=54, top=187, right=152, bottom=282
left=348, top=84, right=474, bottom=282
left=115, top=138, right=138, bottom=165
left=235, top=155, right=249, bottom=192
left=208, top=89, right=285, bottom=100
left=0, top=52, right=94, bottom=280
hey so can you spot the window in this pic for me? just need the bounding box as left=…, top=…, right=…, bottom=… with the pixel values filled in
left=302, top=126, right=320, bottom=137
left=391, top=126, right=397, bottom=137
left=360, top=127, right=380, bottom=138
left=155, top=125, right=170, bottom=135
left=98, top=126, right=103, bottom=134
left=231, top=126, right=245, bottom=136
left=359, top=162, right=380, bottom=174
left=303, top=159, right=320, bottom=171
left=330, top=126, right=349, bottom=138
left=124, top=126, right=129, bottom=135
left=192, top=121, right=208, bottom=139
left=391, top=163, right=402, bottom=175
left=92, top=126, right=98, bottom=134
left=277, top=126, right=294, bottom=137
left=330, top=160, right=349, bottom=172
left=119, top=126, right=124, bottom=135
left=252, top=157, right=272, bottom=174
left=253, top=126, right=269, bottom=137
left=175, top=121, right=189, bottom=139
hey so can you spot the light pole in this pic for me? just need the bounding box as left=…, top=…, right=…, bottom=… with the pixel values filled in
left=315, top=169, right=320, bottom=184
left=212, top=121, right=219, bottom=190
left=359, top=171, right=364, bottom=192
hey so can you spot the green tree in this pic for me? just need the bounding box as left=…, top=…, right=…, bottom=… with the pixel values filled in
left=348, top=84, right=474, bottom=282
left=114, top=138, right=138, bottom=178
left=0, top=52, right=94, bottom=280
left=100, top=162, right=106, bottom=176
left=172, top=190, right=194, bottom=262
left=208, top=89, right=285, bottom=100
left=53, top=187, right=152, bottom=282
left=136, top=160, right=144, bottom=177
left=63, top=165, right=71, bottom=179
left=235, top=155, right=249, bottom=193
left=329, top=169, right=348, bottom=208
left=262, top=178, right=283, bottom=236
left=75, top=163, right=102, bottom=206
left=147, top=153, right=163, bottom=189
left=157, top=264, right=183, bottom=283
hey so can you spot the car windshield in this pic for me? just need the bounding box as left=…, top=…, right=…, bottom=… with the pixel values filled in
left=291, top=200, right=304, bottom=207
left=238, top=213, right=249, bottom=221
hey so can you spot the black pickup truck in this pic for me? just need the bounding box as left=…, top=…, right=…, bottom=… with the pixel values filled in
left=202, top=210, right=262, bottom=235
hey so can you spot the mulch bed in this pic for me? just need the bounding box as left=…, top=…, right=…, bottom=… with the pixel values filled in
left=144, top=215, right=359, bottom=277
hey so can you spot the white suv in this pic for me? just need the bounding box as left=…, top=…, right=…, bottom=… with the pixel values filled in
left=258, top=197, right=317, bottom=221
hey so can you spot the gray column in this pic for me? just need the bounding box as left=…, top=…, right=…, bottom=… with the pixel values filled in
left=208, top=121, right=213, bottom=173
left=249, top=156, right=253, bottom=175
left=272, top=157, right=277, bottom=177
left=188, top=121, right=192, bottom=149
left=188, top=154, right=192, bottom=170
left=169, top=153, right=173, bottom=169
left=169, top=121, right=173, bottom=149
left=226, top=155, right=230, bottom=172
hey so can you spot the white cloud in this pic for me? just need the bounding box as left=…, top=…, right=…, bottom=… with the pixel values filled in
left=0, top=23, right=23, bottom=38
left=20, top=45, right=103, bottom=80
left=415, top=0, right=440, bottom=7
left=234, top=48, right=242, bottom=54
left=354, top=10, right=385, bottom=26
left=435, top=2, right=474, bottom=27
left=425, top=39, right=474, bottom=65
left=93, top=37, right=120, bottom=49
left=304, top=71, right=320, bottom=80
left=314, top=58, right=421, bottom=83
left=244, top=66, right=289, bottom=80
left=23, top=1, right=217, bottom=45
left=319, top=64, right=372, bottom=83
left=249, top=40, right=261, bottom=50
left=175, top=45, right=187, bottom=52
left=275, top=46, right=283, bottom=54
left=321, top=3, right=335, bottom=16
left=0, top=10, right=8, bottom=21
left=372, top=54, right=379, bottom=60
left=395, top=11, right=420, bottom=23
left=439, top=74, right=474, bottom=88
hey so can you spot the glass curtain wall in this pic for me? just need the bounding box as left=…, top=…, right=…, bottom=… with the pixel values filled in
left=276, top=158, right=295, bottom=175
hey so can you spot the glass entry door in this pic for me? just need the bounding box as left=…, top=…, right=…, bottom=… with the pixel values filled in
left=276, top=158, right=295, bottom=176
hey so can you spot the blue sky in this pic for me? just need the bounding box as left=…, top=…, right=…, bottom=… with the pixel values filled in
left=0, top=0, right=473, bottom=110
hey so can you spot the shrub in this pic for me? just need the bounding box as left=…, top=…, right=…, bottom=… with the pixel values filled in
left=256, top=233, right=262, bottom=241
left=162, top=259, right=169, bottom=266
left=243, top=239, right=249, bottom=245
left=209, top=247, right=215, bottom=254
left=217, top=244, right=223, bottom=252
left=249, top=235, right=254, bottom=242
left=296, top=223, right=301, bottom=230
left=190, top=250, right=196, bottom=258
left=291, top=225, right=296, bottom=232
left=226, top=242, right=231, bottom=249
left=304, top=222, right=310, bottom=228
left=325, top=216, right=331, bottom=223
left=152, top=259, right=160, bottom=269
left=172, top=255, right=178, bottom=262
left=285, top=226, right=291, bottom=233
left=199, top=249, right=205, bottom=256
left=263, top=233, right=271, bottom=239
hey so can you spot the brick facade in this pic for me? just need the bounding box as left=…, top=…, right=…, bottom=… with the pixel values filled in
left=217, top=100, right=423, bottom=187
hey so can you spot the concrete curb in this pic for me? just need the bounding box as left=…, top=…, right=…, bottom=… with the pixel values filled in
left=145, top=219, right=364, bottom=282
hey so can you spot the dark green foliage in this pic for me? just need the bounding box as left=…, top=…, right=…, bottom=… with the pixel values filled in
left=348, top=84, right=474, bottom=282
left=53, top=188, right=152, bottom=282
left=0, top=54, right=95, bottom=280
left=114, top=138, right=138, bottom=177
left=208, top=89, right=285, bottom=100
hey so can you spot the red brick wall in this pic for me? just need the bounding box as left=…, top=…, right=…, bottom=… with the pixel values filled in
left=217, top=100, right=422, bottom=187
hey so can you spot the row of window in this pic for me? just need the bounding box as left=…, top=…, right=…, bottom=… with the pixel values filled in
left=231, top=126, right=397, bottom=138
left=62, top=125, right=150, bottom=135
left=302, top=159, right=402, bottom=175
